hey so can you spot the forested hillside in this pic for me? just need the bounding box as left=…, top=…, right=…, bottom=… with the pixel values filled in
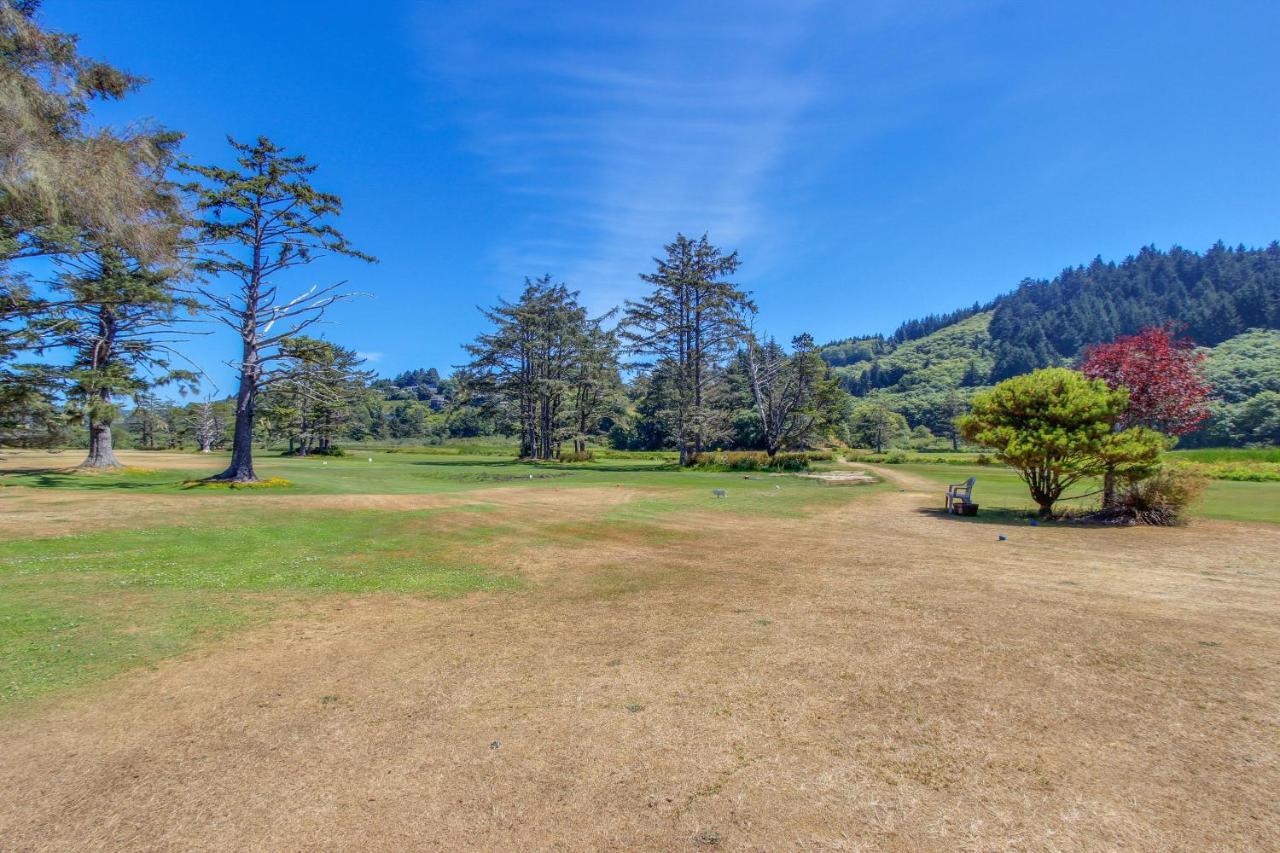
left=821, top=241, right=1280, bottom=445
left=989, top=242, right=1280, bottom=380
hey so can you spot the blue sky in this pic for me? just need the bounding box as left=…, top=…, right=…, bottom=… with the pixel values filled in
left=47, top=0, right=1280, bottom=393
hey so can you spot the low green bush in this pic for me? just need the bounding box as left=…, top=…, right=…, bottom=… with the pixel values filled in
left=688, top=451, right=810, bottom=472
left=281, top=446, right=346, bottom=458
left=1170, top=447, right=1280, bottom=464
left=1168, top=460, right=1280, bottom=481
left=771, top=452, right=810, bottom=471
left=557, top=450, right=594, bottom=463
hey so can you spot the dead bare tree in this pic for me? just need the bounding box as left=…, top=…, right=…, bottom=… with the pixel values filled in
left=744, top=332, right=846, bottom=457
left=190, top=400, right=223, bottom=453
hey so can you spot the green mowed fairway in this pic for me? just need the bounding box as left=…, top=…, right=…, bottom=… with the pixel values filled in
left=0, top=450, right=885, bottom=709
left=893, top=463, right=1280, bottom=524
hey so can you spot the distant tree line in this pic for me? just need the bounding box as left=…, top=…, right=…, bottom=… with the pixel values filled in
left=2, top=3, right=1276, bottom=471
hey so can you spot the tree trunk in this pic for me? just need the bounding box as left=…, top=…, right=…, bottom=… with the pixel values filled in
left=1037, top=501, right=1055, bottom=518
left=1102, top=465, right=1117, bottom=508
left=209, top=360, right=258, bottom=482
left=79, top=387, right=120, bottom=468
left=80, top=418, right=120, bottom=468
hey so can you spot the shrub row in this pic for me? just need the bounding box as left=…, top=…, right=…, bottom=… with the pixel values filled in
left=688, top=451, right=810, bottom=472
left=1168, top=460, right=1280, bottom=482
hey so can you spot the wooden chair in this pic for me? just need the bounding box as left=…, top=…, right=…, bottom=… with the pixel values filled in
left=946, top=477, right=976, bottom=514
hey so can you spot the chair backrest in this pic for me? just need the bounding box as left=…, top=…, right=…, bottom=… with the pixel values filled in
left=957, top=477, right=975, bottom=497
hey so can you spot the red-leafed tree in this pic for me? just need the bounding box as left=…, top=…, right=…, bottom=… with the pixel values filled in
left=1082, top=326, right=1213, bottom=505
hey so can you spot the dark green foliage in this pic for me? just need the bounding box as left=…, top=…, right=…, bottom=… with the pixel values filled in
left=52, top=246, right=196, bottom=466
left=2, top=3, right=186, bottom=445
left=257, top=337, right=373, bottom=456
left=621, top=233, right=754, bottom=465
left=845, top=400, right=908, bottom=452
left=464, top=276, right=621, bottom=459
left=817, top=242, right=1280, bottom=448
left=989, top=242, right=1280, bottom=380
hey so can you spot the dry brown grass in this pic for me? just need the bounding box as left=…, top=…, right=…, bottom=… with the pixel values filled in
left=0, top=449, right=226, bottom=473
left=1, top=468, right=1277, bottom=849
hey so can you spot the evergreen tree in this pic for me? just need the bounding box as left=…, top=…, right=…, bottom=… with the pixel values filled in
left=259, top=337, right=372, bottom=455
left=183, top=137, right=375, bottom=481
left=2, top=2, right=185, bottom=437
left=847, top=400, right=907, bottom=453
left=51, top=246, right=196, bottom=467
left=464, top=277, right=615, bottom=459
left=620, top=233, right=753, bottom=465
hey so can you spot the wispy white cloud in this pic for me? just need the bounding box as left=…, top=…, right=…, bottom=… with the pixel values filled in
left=410, top=0, right=994, bottom=313
left=357, top=351, right=384, bottom=363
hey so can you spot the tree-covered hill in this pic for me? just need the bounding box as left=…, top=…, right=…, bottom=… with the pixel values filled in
left=989, top=242, right=1280, bottom=380
left=832, top=311, right=995, bottom=396
left=821, top=240, right=1280, bottom=445
left=1191, top=329, right=1280, bottom=446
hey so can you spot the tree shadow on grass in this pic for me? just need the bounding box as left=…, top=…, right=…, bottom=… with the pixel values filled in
left=914, top=504, right=1117, bottom=529
left=5, top=472, right=184, bottom=491
left=915, top=505, right=1044, bottom=527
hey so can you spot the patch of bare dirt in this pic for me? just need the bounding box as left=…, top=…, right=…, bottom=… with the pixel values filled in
left=1, top=486, right=1278, bottom=849
left=795, top=470, right=877, bottom=483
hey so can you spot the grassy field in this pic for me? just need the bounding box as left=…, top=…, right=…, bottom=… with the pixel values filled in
left=1, top=447, right=1277, bottom=848
left=0, top=449, right=879, bottom=708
